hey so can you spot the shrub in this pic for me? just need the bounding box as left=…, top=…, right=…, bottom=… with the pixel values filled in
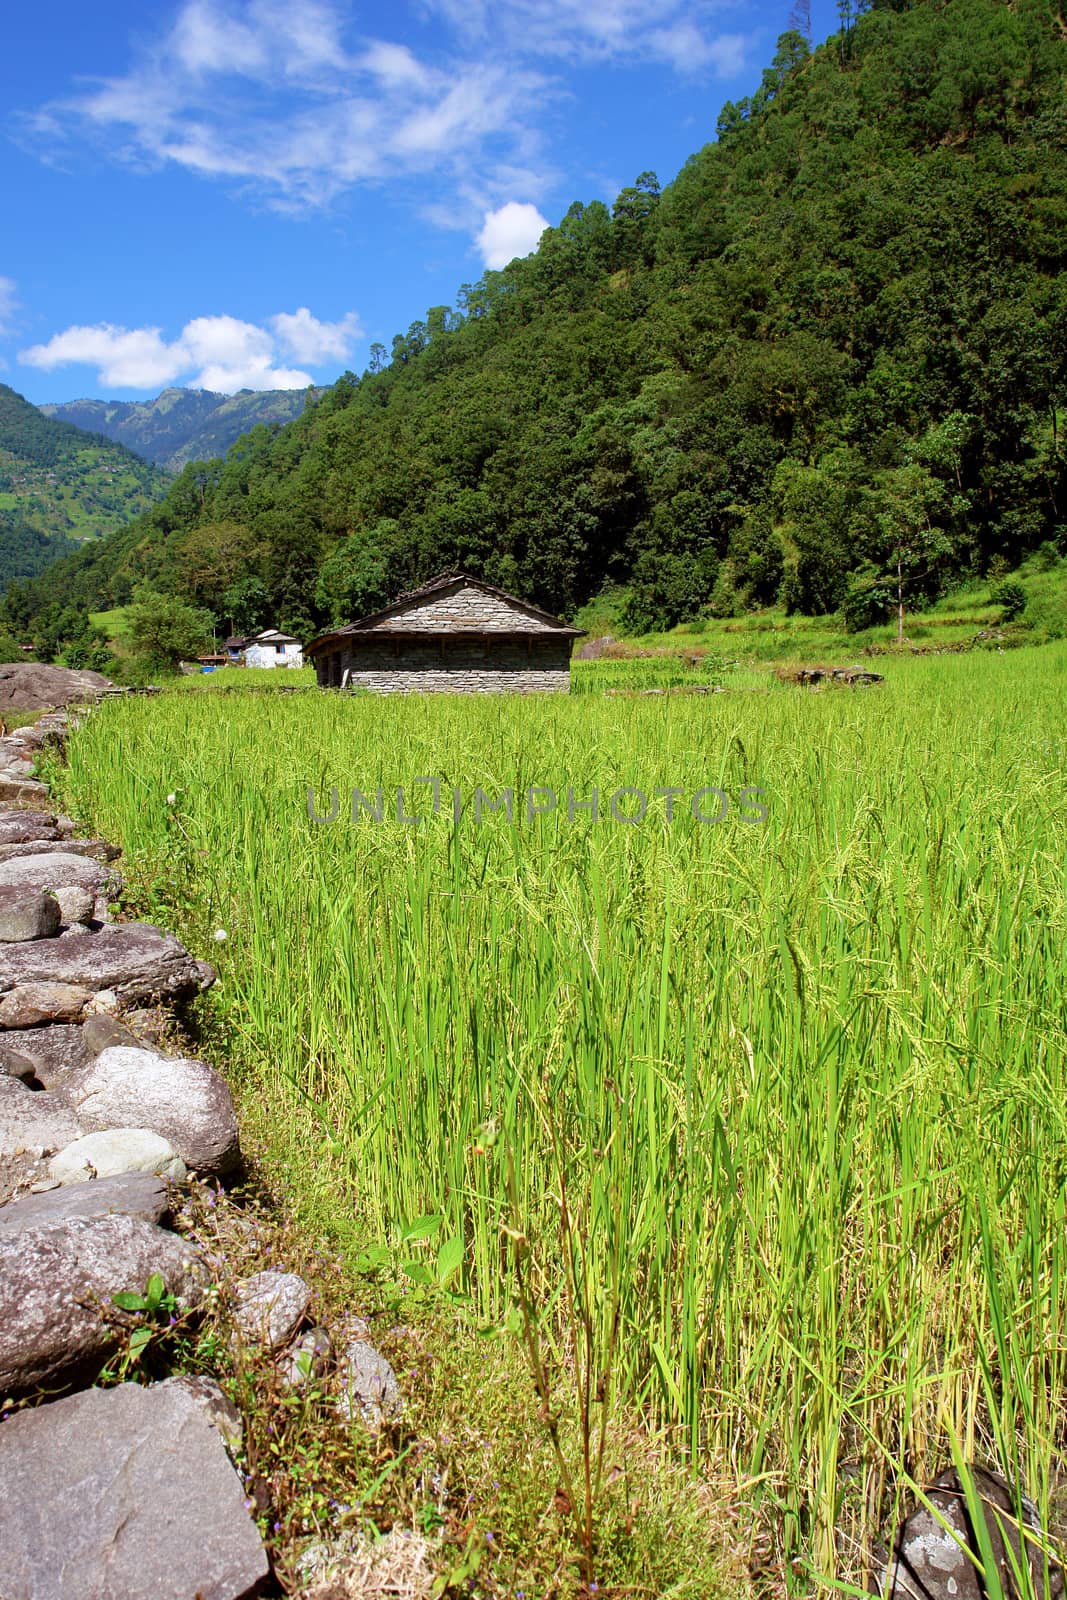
left=989, top=579, right=1026, bottom=621
left=842, top=571, right=893, bottom=633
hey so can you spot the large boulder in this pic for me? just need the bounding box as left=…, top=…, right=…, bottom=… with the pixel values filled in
left=0, top=1381, right=269, bottom=1599
left=0, top=924, right=214, bottom=1006
left=0, top=1212, right=208, bottom=1394
left=0, top=662, right=113, bottom=710
left=0, top=838, right=120, bottom=864
left=871, top=1465, right=1064, bottom=1598
left=68, top=1045, right=241, bottom=1176
left=8, top=1022, right=93, bottom=1087
left=0, top=1171, right=171, bottom=1233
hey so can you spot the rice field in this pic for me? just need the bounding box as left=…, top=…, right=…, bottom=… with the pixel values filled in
left=58, top=642, right=1067, bottom=1592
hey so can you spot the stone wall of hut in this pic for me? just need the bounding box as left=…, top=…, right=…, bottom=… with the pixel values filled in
left=314, top=635, right=573, bottom=693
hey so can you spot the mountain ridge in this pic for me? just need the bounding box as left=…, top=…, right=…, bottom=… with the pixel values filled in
left=40, top=386, right=324, bottom=472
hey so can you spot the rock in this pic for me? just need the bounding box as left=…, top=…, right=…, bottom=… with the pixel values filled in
left=0, top=1381, right=269, bottom=1598
left=871, top=1465, right=1065, bottom=1598
left=50, top=1128, right=187, bottom=1185
left=0, top=1076, right=86, bottom=1201
left=280, top=1325, right=332, bottom=1388
left=0, top=1214, right=208, bottom=1394
left=81, top=1013, right=139, bottom=1055
left=336, top=1332, right=401, bottom=1429
left=53, top=883, right=95, bottom=926
left=157, top=1372, right=244, bottom=1453
left=0, top=981, right=92, bottom=1028
left=0, top=1040, right=38, bottom=1082
left=0, top=758, right=37, bottom=780
left=0, top=886, right=60, bottom=943
left=0, top=809, right=59, bottom=845
left=0, top=837, right=121, bottom=863
left=68, top=1045, right=241, bottom=1176
left=0, top=923, right=214, bottom=1006
left=0, top=1171, right=171, bottom=1233
left=0, top=779, right=51, bottom=805
left=8, top=1023, right=92, bottom=1087
left=576, top=634, right=616, bottom=660
left=0, top=849, right=120, bottom=901
left=0, top=661, right=114, bottom=710
left=234, top=1270, right=311, bottom=1350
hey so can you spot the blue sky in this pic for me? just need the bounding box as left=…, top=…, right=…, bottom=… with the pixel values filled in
left=2, top=0, right=844, bottom=404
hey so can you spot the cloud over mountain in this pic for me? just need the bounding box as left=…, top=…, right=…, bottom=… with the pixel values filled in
left=19, top=307, right=361, bottom=393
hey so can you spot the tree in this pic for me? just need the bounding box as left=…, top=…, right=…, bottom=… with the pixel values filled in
left=221, top=576, right=271, bottom=635
left=125, top=589, right=214, bottom=673
left=873, top=462, right=955, bottom=644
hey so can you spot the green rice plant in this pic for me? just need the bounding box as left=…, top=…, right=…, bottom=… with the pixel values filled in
left=57, top=641, right=1067, bottom=1592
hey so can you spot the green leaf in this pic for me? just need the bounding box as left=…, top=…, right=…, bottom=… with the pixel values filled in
left=111, top=1292, right=147, bottom=1313
left=399, top=1213, right=444, bottom=1245
left=401, top=1261, right=434, bottom=1285
left=436, top=1233, right=464, bottom=1285
left=128, top=1327, right=153, bottom=1358
left=143, top=1274, right=166, bottom=1314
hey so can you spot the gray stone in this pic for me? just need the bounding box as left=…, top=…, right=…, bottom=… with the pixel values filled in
left=157, top=1373, right=244, bottom=1454
left=49, top=1128, right=187, bottom=1185
left=336, top=1332, right=401, bottom=1429
left=0, top=1381, right=268, bottom=1598
left=81, top=1013, right=139, bottom=1055
left=280, top=1325, right=332, bottom=1388
left=0, top=837, right=121, bottom=864
left=0, top=661, right=114, bottom=709
left=0, top=1040, right=37, bottom=1082
left=234, top=1270, right=311, bottom=1350
left=871, top=1465, right=1065, bottom=1598
left=53, top=884, right=95, bottom=925
left=0, top=759, right=37, bottom=781
left=69, top=1045, right=241, bottom=1176
left=0, top=923, right=214, bottom=1006
left=0, top=1171, right=170, bottom=1233
left=0, top=1213, right=208, bottom=1394
left=0, top=981, right=92, bottom=1028
left=0, top=809, right=59, bottom=845
left=0, top=849, right=120, bottom=900
left=0, top=1076, right=86, bottom=1201
left=9, top=1023, right=92, bottom=1087
left=0, top=779, right=50, bottom=805
left=0, top=886, right=60, bottom=942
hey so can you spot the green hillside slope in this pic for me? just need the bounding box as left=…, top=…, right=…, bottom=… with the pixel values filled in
left=41, top=385, right=322, bottom=471
left=8, top=0, right=1065, bottom=639
left=0, top=384, right=170, bottom=585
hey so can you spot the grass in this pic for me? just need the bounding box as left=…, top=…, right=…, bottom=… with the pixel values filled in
left=54, top=640, right=1067, bottom=1595
left=575, top=552, right=1067, bottom=668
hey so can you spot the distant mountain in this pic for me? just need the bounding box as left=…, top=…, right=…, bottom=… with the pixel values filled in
left=0, top=384, right=170, bottom=586
left=41, top=386, right=323, bottom=471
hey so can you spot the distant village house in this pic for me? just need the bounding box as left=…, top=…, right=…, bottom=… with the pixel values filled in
left=222, top=629, right=304, bottom=669
left=305, top=573, right=584, bottom=694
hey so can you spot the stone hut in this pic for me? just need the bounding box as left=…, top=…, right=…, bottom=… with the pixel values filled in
left=305, top=573, right=585, bottom=694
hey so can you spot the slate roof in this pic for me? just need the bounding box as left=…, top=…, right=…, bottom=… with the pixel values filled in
left=305, top=572, right=584, bottom=657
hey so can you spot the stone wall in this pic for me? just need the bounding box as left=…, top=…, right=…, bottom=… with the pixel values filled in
left=316, top=635, right=574, bottom=693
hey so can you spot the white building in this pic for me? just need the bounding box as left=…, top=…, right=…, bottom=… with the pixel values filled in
left=242, top=628, right=304, bottom=669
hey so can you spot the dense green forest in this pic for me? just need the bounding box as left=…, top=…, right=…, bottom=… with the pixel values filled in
left=0, top=384, right=170, bottom=586
left=41, top=385, right=323, bottom=472
left=7, top=0, right=1065, bottom=652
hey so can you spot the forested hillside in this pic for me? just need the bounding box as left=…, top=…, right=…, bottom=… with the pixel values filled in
left=8, top=0, right=1065, bottom=646
left=41, top=386, right=322, bottom=472
left=0, top=385, right=169, bottom=586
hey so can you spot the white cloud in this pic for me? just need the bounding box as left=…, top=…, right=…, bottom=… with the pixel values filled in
left=23, top=1, right=751, bottom=217
left=476, top=202, right=550, bottom=270
left=0, top=278, right=17, bottom=336
left=270, top=307, right=362, bottom=363
left=18, top=306, right=360, bottom=393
